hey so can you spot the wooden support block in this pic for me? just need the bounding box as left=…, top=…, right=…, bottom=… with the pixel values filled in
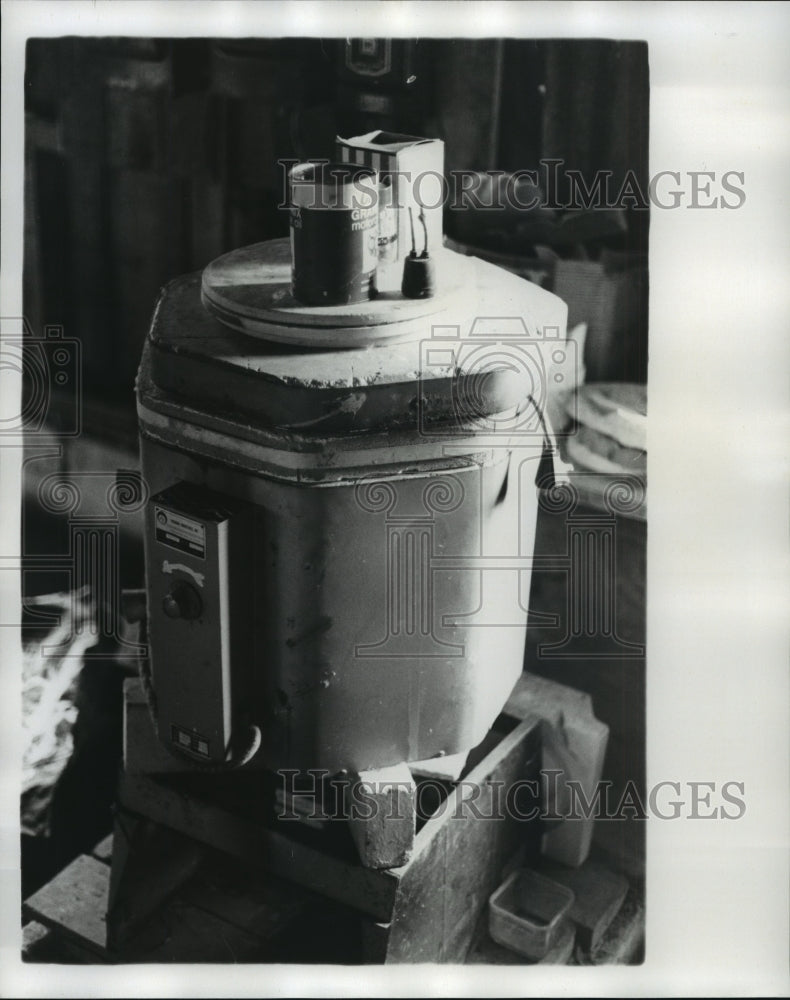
left=117, top=713, right=543, bottom=963
left=23, top=854, right=111, bottom=958
left=379, top=718, right=541, bottom=963
left=117, top=771, right=401, bottom=922
left=346, top=762, right=416, bottom=870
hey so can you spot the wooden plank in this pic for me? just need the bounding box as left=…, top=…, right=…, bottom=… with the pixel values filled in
left=23, top=854, right=110, bottom=957
left=117, top=722, right=538, bottom=942
left=117, top=713, right=543, bottom=962
left=412, top=717, right=539, bottom=857
left=380, top=717, right=542, bottom=963
left=117, top=771, right=401, bottom=922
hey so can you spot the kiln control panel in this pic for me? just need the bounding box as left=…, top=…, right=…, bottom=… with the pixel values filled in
left=144, top=482, right=254, bottom=763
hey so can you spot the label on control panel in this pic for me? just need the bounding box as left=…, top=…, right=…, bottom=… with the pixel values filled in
left=171, top=723, right=211, bottom=758
left=155, top=506, right=206, bottom=559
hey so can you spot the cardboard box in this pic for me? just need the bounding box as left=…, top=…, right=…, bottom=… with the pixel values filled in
left=336, top=130, right=445, bottom=263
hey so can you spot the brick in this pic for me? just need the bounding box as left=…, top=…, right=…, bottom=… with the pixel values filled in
left=23, top=854, right=110, bottom=956
left=346, top=762, right=416, bottom=870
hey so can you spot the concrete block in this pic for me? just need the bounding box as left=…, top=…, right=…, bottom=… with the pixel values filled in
left=345, top=762, right=416, bottom=870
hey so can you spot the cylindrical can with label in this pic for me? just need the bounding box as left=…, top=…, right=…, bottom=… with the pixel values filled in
left=289, top=162, right=379, bottom=306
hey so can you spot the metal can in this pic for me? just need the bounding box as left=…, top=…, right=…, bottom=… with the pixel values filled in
left=289, top=161, right=379, bottom=306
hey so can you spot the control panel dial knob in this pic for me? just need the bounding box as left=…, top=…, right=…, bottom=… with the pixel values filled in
left=162, top=580, right=202, bottom=620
